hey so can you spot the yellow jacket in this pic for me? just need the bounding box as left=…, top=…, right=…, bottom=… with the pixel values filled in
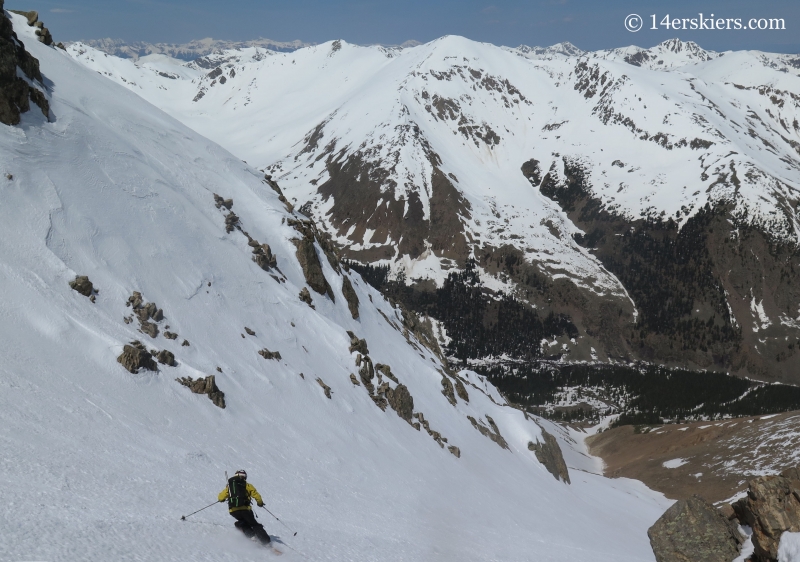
left=218, top=481, right=264, bottom=512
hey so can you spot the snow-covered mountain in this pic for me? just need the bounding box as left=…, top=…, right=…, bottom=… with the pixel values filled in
left=66, top=35, right=800, bottom=382
left=0, top=9, right=675, bottom=562
left=80, top=37, right=313, bottom=60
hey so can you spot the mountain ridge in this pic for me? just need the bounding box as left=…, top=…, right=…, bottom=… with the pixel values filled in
left=66, top=34, right=800, bottom=383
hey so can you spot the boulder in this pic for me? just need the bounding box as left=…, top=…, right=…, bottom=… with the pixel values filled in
left=299, top=287, right=314, bottom=308
left=68, top=275, right=94, bottom=297
left=316, top=377, right=332, bottom=399
left=156, top=350, right=175, bottom=367
left=258, top=348, right=281, bottom=360
left=347, top=331, right=369, bottom=355
left=349, top=373, right=360, bottom=386
left=341, top=276, right=359, bottom=319
left=117, top=341, right=157, bottom=373
left=448, top=445, right=461, bottom=458
left=527, top=428, right=570, bottom=484
left=387, top=384, right=414, bottom=423
left=648, top=495, right=741, bottom=562
left=375, top=363, right=398, bottom=383
left=244, top=327, right=255, bottom=336
left=733, top=469, right=800, bottom=561
left=176, top=375, right=226, bottom=409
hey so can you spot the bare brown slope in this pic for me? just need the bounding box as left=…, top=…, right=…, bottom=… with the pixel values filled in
left=586, top=412, right=800, bottom=503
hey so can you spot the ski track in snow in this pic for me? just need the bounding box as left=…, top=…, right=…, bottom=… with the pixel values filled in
left=0, top=14, right=676, bottom=562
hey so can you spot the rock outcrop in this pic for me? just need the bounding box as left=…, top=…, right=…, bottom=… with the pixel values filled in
left=347, top=331, right=368, bottom=355
left=733, top=468, right=800, bottom=561
left=9, top=10, right=52, bottom=45
left=387, top=383, right=413, bottom=422
left=176, top=375, right=226, bottom=408
left=258, top=348, right=281, bottom=360
left=156, top=349, right=175, bottom=366
left=467, top=415, right=509, bottom=450
left=0, top=3, right=49, bottom=125
left=69, top=275, right=96, bottom=300
left=341, top=275, right=359, bottom=319
left=117, top=341, right=157, bottom=373
left=126, top=291, right=165, bottom=339
left=292, top=229, right=333, bottom=300
left=648, top=495, right=741, bottom=562
left=299, top=287, right=314, bottom=308
left=316, top=377, right=332, bottom=399
left=527, top=428, right=570, bottom=484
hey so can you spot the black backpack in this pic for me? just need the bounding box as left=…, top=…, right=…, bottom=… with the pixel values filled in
left=227, top=476, right=250, bottom=509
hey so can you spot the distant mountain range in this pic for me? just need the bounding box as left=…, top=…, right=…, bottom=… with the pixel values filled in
left=78, top=37, right=428, bottom=60
left=68, top=36, right=800, bottom=385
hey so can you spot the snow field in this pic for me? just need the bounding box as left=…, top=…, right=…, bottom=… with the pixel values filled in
left=0, top=13, right=675, bottom=562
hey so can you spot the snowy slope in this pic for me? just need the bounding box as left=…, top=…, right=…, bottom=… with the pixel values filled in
left=67, top=37, right=800, bottom=291
left=1, top=13, right=672, bottom=562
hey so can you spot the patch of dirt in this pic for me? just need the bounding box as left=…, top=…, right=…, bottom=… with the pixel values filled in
left=587, top=411, right=800, bottom=502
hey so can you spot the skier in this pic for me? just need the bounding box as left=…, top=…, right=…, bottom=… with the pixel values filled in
left=218, top=470, right=271, bottom=544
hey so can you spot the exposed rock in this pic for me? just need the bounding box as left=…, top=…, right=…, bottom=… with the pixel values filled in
left=250, top=239, right=277, bottom=271
left=358, top=360, right=375, bottom=394
left=467, top=415, right=509, bottom=450
left=375, top=363, right=399, bottom=383
left=68, top=275, right=95, bottom=298
left=341, top=276, right=360, bottom=319
left=733, top=468, right=800, bottom=561
left=244, top=327, right=255, bottom=336
left=455, top=378, right=469, bottom=402
left=126, top=291, right=164, bottom=338
left=140, top=320, right=159, bottom=338
left=349, top=373, right=360, bottom=386
left=258, top=348, right=282, bottom=360
left=156, top=350, right=175, bottom=367
left=181, top=339, right=190, bottom=347
left=176, top=375, right=226, bottom=409
left=448, top=445, right=461, bottom=458
left=224, top=211, right=239, bottom=233
left=441, top=375, right=456, bottom=406
left=528, top=429, right=570, bottom=484
left=0, top=7, right=49, bottom=125
left=370, top=395, right=388, bottom=411
left=212, top=193, right=233, bottom=210
left=292, top=231, right=333, bottom=299
left=164, top=331, right=178, bottom=340
left=316, top=377, right=332, bottom=399
left=299, top=287, right=314, bottom=308
left=648, top=495, right=741, bottom=562
left=117, top=341, right=157, bottom=373
left=387, top=384, right=414, bottom=423
left=347, top=331, right=369, bottom=355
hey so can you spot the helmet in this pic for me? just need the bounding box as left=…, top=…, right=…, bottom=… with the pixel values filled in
left=234, top=470, right=247, bottom=479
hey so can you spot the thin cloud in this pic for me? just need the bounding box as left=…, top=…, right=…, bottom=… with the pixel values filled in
left=50, top=8, right=75, bottom=13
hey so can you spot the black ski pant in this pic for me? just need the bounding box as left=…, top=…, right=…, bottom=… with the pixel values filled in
left=231, top=509, right=270, bottom=544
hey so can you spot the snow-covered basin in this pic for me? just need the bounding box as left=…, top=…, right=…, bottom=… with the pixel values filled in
left=0, top=12, right=673, bottom=562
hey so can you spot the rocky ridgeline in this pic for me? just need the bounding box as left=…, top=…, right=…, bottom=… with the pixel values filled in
left=0, top=2, right=49, bottom=125
left=346, top=330, right=459, bottom=457
left=649, top=468, right=800, bottom=562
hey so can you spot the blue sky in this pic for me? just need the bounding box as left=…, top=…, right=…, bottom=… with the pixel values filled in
left=16, top=0, right=800, bottom=53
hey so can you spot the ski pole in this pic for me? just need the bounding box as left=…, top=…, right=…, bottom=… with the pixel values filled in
left=180, top=500, right=218, bottom=521
left=260, top=505, right=298, bottom=536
